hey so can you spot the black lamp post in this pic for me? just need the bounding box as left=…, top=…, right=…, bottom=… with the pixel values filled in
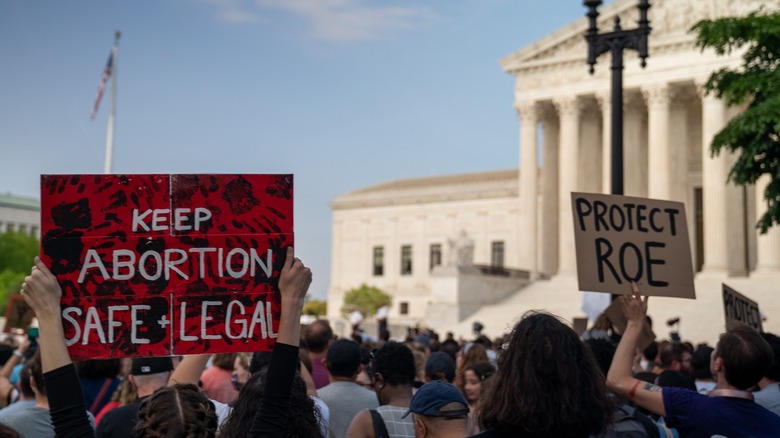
left=583, top=0, right=651, bottom=196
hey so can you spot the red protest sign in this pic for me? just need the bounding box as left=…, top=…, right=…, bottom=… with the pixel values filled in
left=40, top=174, right=293, bottom=360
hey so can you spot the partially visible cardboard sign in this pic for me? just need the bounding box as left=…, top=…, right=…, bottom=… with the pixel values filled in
left=41, top=174, right=293, bottom=360
left=603, top=298, right=656, bottom=351
left=571, top=192, right=695, bottom=298
left=722, top=284, right=763, bottom=332
left=3, top=296, right=33, bottom=333
left=572, top=317, right=589, bottom=337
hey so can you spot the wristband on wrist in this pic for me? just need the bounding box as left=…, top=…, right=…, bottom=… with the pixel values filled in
left=12, top=350, right=23, bottom=359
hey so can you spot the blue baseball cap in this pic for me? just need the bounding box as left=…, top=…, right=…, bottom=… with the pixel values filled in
left=401, top=381, right=470, bottom=418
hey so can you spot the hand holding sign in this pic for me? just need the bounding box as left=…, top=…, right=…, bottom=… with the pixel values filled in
left=276, top=246, right=311, bottom=347
left=21, top=257, right=62, bottom=320
left=621, top=283, right=649, bottom=325
left=21, top=257, right=73, bottom=373
left=279, top=247, right=311, bottom=307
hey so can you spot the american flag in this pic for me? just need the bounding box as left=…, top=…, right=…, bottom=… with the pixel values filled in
left=91, top=52, right=113, bottom=119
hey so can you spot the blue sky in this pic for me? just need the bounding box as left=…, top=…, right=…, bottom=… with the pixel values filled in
left=0, top=0, right=595, bottom=300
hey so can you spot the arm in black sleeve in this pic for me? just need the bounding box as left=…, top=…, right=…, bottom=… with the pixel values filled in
left=44, top=363, right=94, bottom=438
left=248, top=342, right=300, bottom=437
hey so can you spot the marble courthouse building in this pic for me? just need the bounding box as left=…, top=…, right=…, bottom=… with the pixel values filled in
left=328, top=0, right=780, bottom=343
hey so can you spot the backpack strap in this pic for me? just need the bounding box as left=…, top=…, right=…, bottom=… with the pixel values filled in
left=619, top=404, right=661, bottom=438
left=369, top=409, right=390, bottom=438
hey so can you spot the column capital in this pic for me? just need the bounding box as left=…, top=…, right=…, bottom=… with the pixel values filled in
left=642, top=83, right=675, bottom=107
left=553, top=96, right=583, bottom=118
left=694, top=77, right=713, bottom=99
left=594, top=90, right=611, bottom=110
left=514, top=101, right=539, bottom=123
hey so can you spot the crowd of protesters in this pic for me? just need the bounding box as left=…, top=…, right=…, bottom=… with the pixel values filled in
left=0, top=252, right=777, bottom=437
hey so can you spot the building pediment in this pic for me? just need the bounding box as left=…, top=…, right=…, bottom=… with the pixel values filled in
left=500, top=0, right=771, bottom=74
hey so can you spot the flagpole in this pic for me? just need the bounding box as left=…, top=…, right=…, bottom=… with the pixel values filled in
left=103, top=31, right=120, bottom=174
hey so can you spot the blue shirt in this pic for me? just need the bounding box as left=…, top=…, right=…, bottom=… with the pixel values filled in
left=663, top=387, right=780, bottom=438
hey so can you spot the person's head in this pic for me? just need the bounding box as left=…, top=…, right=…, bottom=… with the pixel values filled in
left=250, top=351, right=273, bottom=374
left=29, top=350, right=46, bottom=398
left=305, top=320, right=333, bottom=354
left=425, top=352, right=456, bottom=383
left=643, top=341, right=659, bottom=364
left=478, top=312, right=611, bottom=437
left=136, top=383, right=217, bottom=438
left=325, top=339, right=362, bottom=379
left=218, top=368, right=324, bottom=438
left=18, top=358, right=35, bottom=399
left=584, top=338, right=616, bottom=376
left=691, top=345, right=714, bottom=380
left=713, top=325, right=774, bottom=390
left=210, top=353, right=237, bottom=372
left=110, top=377, right=139, bottom=406
left=439, top=339, right=460, bottom=362
left=402, top=381, right=469, bottom=438
left=659, top=342, right=692, bottom=373
left=370, top=341, right=416, bottom=405
left=655, top=370, right=696, bottom=391
left=462, top=361, right=495, bottom=404
left=760, top=332, right=780, bottom=382
left=129, top=357, right=174, bottom=397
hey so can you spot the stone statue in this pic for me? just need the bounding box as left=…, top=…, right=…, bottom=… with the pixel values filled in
left=447, top=230, right=474, bottom=267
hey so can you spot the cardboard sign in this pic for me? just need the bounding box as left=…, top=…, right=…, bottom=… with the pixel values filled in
left=722, top=283, right=762, bottom=332
left=572, top=317, right=589, bottom=337
left=41, top=174, right=293, bottom=360
left=571, top=192, right=695, bottom=298
left=3, top=296, right=34, bottom=333
left=603, top=298, right=656, bottom=350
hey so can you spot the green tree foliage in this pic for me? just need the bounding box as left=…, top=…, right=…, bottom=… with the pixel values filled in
left=692, top=10, right=780, bottom=232
left=0, top=230, right=39, bottom=273
left=0, top=231, right=39, bottom=315
left=0, top=270, right=25, bottom=316
left=302, top=299, right=327, bottom=317
left=340, top=284, right=392, bottom=319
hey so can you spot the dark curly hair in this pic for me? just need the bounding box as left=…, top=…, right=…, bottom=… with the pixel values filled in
left=135, top=383, right=217, bottom=438
left=478, top=312, right=612, bottom=437
left=219, top=369, right=325, bottom=438
left=371, top=341, right=416, bottom=387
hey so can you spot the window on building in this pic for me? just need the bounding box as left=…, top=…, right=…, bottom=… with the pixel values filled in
left=401, top=245, right=413, bottom=275
left=491, top=241, right=505, bottom=268
left=399, top=301, right=409, bottom=315
left=429, top=243, right=442, bottom=270
left=373, top=246, right=384, bottom=276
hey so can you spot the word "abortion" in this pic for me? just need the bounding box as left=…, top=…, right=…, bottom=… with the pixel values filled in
left=78, top=247, right=274, bottom=283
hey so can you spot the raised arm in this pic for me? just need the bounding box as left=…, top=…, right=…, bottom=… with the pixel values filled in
left=168, top=354, right=211, bottom=386
left=22, top=256, right=93, bottom=437
left=249, top=246, right=311, bottom=437
left=21, top=257, right=69, bottom=372
left=606, top=283, right=665, bottom=417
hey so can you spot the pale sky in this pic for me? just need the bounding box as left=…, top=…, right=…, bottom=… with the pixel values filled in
left=0, top=0, right=600, bottom=299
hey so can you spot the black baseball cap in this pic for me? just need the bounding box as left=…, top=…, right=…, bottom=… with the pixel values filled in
left=131, top=357, right=174, bottom=376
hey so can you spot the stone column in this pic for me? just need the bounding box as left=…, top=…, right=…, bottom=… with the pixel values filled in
left=698, top=85, right=729, bottom=273
left=623, top=93, right=648, bottom=197
left=516, top=101, right=539, bottom=275
left=643, top=83, right=673, bottom=200
left=595, top=91, right=611, bottom=193
left=754, top=175, right=780, bottom=273
left=539, top=105, right=559, bottom=276
left=668, top=91, right=690, bottom=205
left=554, top=96, right=582, bottom=275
